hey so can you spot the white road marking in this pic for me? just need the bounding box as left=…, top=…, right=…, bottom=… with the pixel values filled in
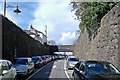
left=26, top=61, right=53, bottom=80
left=53, top=65, right=56, bottom=68
left=64, top=60, right=71, bottom=80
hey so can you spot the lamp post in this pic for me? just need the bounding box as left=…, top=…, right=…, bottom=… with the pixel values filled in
left=4, top=0, right=6, bottom=16
left=4, top=0, right=21, bottom=17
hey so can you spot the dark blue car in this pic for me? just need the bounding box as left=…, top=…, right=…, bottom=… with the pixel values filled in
left=72, top=60, right=120, bottom=80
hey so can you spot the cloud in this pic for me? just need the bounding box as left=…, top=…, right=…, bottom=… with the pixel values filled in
left=60, top=32, right=76, bottom=41
left=0, top=0, right=79, bottom=45
left=60, top=32, right=76, bottom=44
left=32, top=0, right=79, bottom=45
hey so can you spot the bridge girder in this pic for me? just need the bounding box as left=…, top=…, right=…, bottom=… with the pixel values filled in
left=49, top=45, right=74, bottom=53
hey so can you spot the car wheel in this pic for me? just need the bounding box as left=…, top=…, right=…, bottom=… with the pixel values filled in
left=14, top=76, right=17, bottom=80
left=72, top=73, right=75, bottom=80
left=39, top=64, right=42, bottom=68
left=32, top=68, right=35, bottom=73
left=66, top=66, right=68, bottom=71
left=26, top=70, right=29, bottom=77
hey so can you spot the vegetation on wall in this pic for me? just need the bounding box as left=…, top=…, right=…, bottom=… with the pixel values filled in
left=71, top=2, right=117, bottom=40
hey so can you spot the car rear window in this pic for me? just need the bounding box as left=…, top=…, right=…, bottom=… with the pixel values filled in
left=16, top=59, right=28, bottom=64
left=68, top=58, right=79, bottom=61
left=32, top=57, right=39, bottom=60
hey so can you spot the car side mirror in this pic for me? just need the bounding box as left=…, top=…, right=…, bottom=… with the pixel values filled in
left=2, top=70, right=8, bottom=76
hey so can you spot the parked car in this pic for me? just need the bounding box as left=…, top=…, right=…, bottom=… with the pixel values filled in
left=32, top=56, right=43, bottom=68
left=0, top=59, right=17, bottom=80
left=45, top=55, right=52, bottom=63
left=66, top=56, right=79, bottom=70
left=14, top=57, right=34, bottom=76
left=72, top=60, right=120, bottom=80
left=41, top=56, right=47, bottom=65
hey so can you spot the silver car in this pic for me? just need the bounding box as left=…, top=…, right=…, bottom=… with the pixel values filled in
left=66, top=56, right=79, bottom=70
left=0, top=60, right=17, bottom=80
left=14, top=57, right=34, bottom=76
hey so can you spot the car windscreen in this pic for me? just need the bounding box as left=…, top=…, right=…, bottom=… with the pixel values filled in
left=68, top=58, right=79, bottom=61
left=32, top=57, right=39, bottom=62
left=87, top=62, right=120, bottom=75
left=41, top=57, right=45, bottom=60
left=15, top=59, right=28, bottom=64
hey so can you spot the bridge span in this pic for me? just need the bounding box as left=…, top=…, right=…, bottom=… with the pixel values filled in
left=49, top=45, right=75, bottom=53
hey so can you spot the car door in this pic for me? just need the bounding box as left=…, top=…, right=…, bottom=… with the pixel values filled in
left=7, top=61, right=16, bottom=79
left=1, top=61, right=10, bottom=80
left=28, top=59, right=34, bottom=73
left=0, top=62, right=3, bottom=80
left=73, top=62, right=80, bottom=79
left=78, top=62, right=86, bottom=80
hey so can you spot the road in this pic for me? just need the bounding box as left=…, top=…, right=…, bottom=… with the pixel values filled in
left=27, top=59, right=70, bottom=80
left=17, top=59, right=73, bottom=80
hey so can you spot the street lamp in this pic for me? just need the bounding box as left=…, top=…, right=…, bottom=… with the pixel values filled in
left=4, top=0, right=21, bottom=17
left=14, top=6, right=21, bottom=15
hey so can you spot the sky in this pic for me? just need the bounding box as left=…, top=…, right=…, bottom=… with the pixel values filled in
left=0, top=0, right=80, bottom=45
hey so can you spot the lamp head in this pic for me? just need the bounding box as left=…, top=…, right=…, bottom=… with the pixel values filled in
left=14, top=6, right=21, bottom=14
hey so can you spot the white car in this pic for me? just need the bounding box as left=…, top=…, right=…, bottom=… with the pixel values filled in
left=66, top=56, right=79, bottom=70
left=14, top=57, right=34, bottom=76
left=0, top=60, right=17, bottom=80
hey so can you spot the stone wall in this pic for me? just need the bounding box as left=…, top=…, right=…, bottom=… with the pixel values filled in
left=0, top=15, right=2, bottom=59
left=1, top=15, right=48, bottom=62
left=74, top=3, right=120, bottom=69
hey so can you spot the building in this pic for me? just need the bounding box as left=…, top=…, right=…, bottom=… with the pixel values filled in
left=24, top=25, right=47, bottom=45
left=48, top=40, right=56, bottom=45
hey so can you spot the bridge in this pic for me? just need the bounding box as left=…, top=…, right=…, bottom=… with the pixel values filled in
left=49, top=45, right=75, bottom=53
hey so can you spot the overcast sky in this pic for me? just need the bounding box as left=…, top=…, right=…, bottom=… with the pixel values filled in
left=0, top=0, right=80, bottom=45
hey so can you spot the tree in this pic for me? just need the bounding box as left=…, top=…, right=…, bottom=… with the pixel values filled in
left=71, top=2, right=117, bottom=40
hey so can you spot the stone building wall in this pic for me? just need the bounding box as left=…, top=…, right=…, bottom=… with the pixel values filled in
left=0, top=15, right=2, bottom=59
left=74, top=3, right=120, bottom=69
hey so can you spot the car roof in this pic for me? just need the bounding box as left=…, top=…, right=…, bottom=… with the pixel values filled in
left=16, top=57, right=31, bottom=59
left=0, top=59, right=10, bottom=62
left=32, top=56, right=41, bottom=58
left=83, top=60, right=110, bottom=64
left=68, top=56, right=78, bottom=58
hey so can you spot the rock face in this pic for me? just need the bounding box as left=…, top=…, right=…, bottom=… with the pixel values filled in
left=74, top=3, right=120, bottom=69
left=1, top=15, right=48, bottom=62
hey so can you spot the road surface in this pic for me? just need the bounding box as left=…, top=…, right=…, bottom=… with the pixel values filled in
left=18, top=59, right=73, bottom=80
